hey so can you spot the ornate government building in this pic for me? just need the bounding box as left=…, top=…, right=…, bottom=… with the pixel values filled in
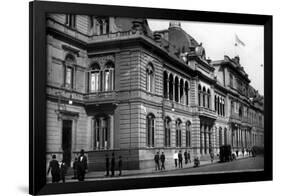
left=46, top=14, right=264, bottom=170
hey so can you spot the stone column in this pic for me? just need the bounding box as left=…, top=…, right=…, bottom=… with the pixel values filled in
left=200, top=124, right=204, bottom=154
left=205, top=125, right=209, bottom=154
left=100, top=117, right=104, bottom=149
left=109, top=114, right=114, bottom=149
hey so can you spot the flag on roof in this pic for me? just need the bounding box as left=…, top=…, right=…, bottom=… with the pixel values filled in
left=235, top=34, right=245, bottom=47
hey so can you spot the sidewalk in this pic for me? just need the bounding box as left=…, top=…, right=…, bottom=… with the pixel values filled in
left=47, top=154, right=252, bottom=183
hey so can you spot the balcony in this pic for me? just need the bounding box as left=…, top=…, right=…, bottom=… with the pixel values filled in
left=197, top=106, right=217, bottom=119
left=84, top=91, right=117, bottom=104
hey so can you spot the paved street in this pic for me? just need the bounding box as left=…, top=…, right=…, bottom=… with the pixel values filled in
left=144, top=155, right=264, bottom=177
left=48, top=155, right=263, bottom=183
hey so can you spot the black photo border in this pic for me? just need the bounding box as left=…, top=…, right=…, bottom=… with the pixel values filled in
left=29, top=1, right=273, bottom=195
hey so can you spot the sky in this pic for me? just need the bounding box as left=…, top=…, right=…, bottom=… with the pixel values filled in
left=148, top=19, right=264, bottom=95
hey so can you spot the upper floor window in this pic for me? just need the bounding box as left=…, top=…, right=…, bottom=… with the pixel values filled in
left=89, top=61, right=115, bottom=93
left=163, top=71, right=168, bottom=98
left=146, top=113, right=155, bottom=147
left=89, top=63, right=101, bottom=92
left=66, top=14, right=76, bottom=29
left=96, top=18, right=109, bottom=35
left=146, top=63, right=154, bottom=93
left=64, top=54, right=76, bottom=88
left=103, top=61, right=115, bottom=91
left=230, top=73, right=233, bottom=88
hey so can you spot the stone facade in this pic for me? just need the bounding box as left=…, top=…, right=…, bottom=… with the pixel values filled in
left=46, top=14, right=264, bottom=171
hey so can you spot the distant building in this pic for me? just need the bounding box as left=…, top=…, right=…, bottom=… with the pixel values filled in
left=46, top=14, right=264, bottom=171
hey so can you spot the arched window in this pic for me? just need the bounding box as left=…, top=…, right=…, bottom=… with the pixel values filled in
left=104, top=61, right=115, bottom=91
left=64, top=54, right=76, bottom=88
left=146, top=113, right=155, bottom=147
left=198, top=84, right=201, bottom=106
left=96, top=18, right=109, bottom=35
left=207, top=89, right=210, bottom=108
left=186, top=121, right=191, bottom=147
left=93, top=115, right=110, bottom=149
left=222, top=99, right=225, bottom=116
left=219, top=127, right=223, bottom=147
left=176, top=119, right=182, bottom=147
left=146, top=63, right=154, bottom=93
left=214, top=95, right=217, bottom=111
left=175, top=77, right=179, bottom=102
left=163, top=71, right=168, bottom=98
left=169, top=74, right=173, bottom=100
left=180, top=79, right=184, bottom=104
left=202, top=87, right=206, bottom=107
left=164, top=116, right=171, bottom=147
left=89, top=63, right=101, bottom=92
left=185, top=81, right=189, bottom=105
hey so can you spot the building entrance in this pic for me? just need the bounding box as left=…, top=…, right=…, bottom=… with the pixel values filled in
left=62, top=120, right=72, bottom=166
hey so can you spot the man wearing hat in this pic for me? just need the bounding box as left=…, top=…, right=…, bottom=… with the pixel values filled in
left=77, top=149, right=88, bottom=181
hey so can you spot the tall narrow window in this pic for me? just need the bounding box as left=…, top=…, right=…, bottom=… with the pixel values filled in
left=66, top=14, right=76, bottom=29
left=202, top=87, right=206, bottom=107
left=186, top=121, right=191, bottom=147
left=175, top=77, right=179, bottom=102
left=164, top=117, right=171, bottom=147
left=176, top=119, right=182, bottom=147
left=169, top=74, right=173, bottom=100
left=185, top=81, right=189, bottom=105
left=104, top=61, right=115, bottom=91
left=64, top=54, right=75, bottom=89
left=219, top=127, right=223, bottom=147
left=146, top=63, right=154, bottom=93
left=89, top=63, right=101, bottom=92
left=93, top=116, right=110, bottom=149
left=163, top=71, right=168, bottom=98
left=146, top=113, right=155, bottom=147
left=230, top=73, right=233, bottom=87
left=198, top=84, right=201, bottom=106
left=207, top=89, right=210, bottom=108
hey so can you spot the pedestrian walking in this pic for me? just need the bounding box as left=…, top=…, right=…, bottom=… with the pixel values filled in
left=111, top=153, right=115, bottom=177
left=105, top=154, right=110, bottom=176
left=72, top=157, right=78, bottom=179
left=77, top=149, right=88, bottom=181
left=173, top=151, right=178, bottom=168
left=184, top=150, right=188, bottom=164
left=187, top=151, right=191, bottom=163
left=118, top=156, right=122, bottom=176
left=178, top=150, right=183, bottom=168
left=154, top=151, right=160, bottom=171
left=236, top=150, right=239, bottom=157
left=47, top=154, right=60, bottom=183
left=60, top=159, right=67, bottom=183
left=242, top=148, right=245, bottom=157
left=160, top=152, right=165, bottom=170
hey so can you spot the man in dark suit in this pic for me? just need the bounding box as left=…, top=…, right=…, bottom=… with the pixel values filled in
left=105, top=154, right=110, bottom=177
left=47, top=154, right=60, bottom=183
left=154, top=151, right=160, bottom=171
left=160, top=152, right=165, bottom=170
left=178, top=150, right=183, bottom=168
left=111, top=153, right=115, bottom=177
left=77, top=149, right=88, bottom=181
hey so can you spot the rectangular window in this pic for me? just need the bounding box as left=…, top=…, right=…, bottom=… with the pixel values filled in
left=104, top=71, right=110, bottom=91
left=90, top=72, right=100, bottom=92
left=65, top=67, right=73, bottom=88
left=66, top=14, right=76, bottom=29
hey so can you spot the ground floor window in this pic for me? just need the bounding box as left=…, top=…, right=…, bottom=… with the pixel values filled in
left=176, top=119, right=182, bottom=147
left=146, top=113, right=155, bottom=147
left=93, top=116, right=110, bottom=149
left=164, top=117, right=171, bottom=147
